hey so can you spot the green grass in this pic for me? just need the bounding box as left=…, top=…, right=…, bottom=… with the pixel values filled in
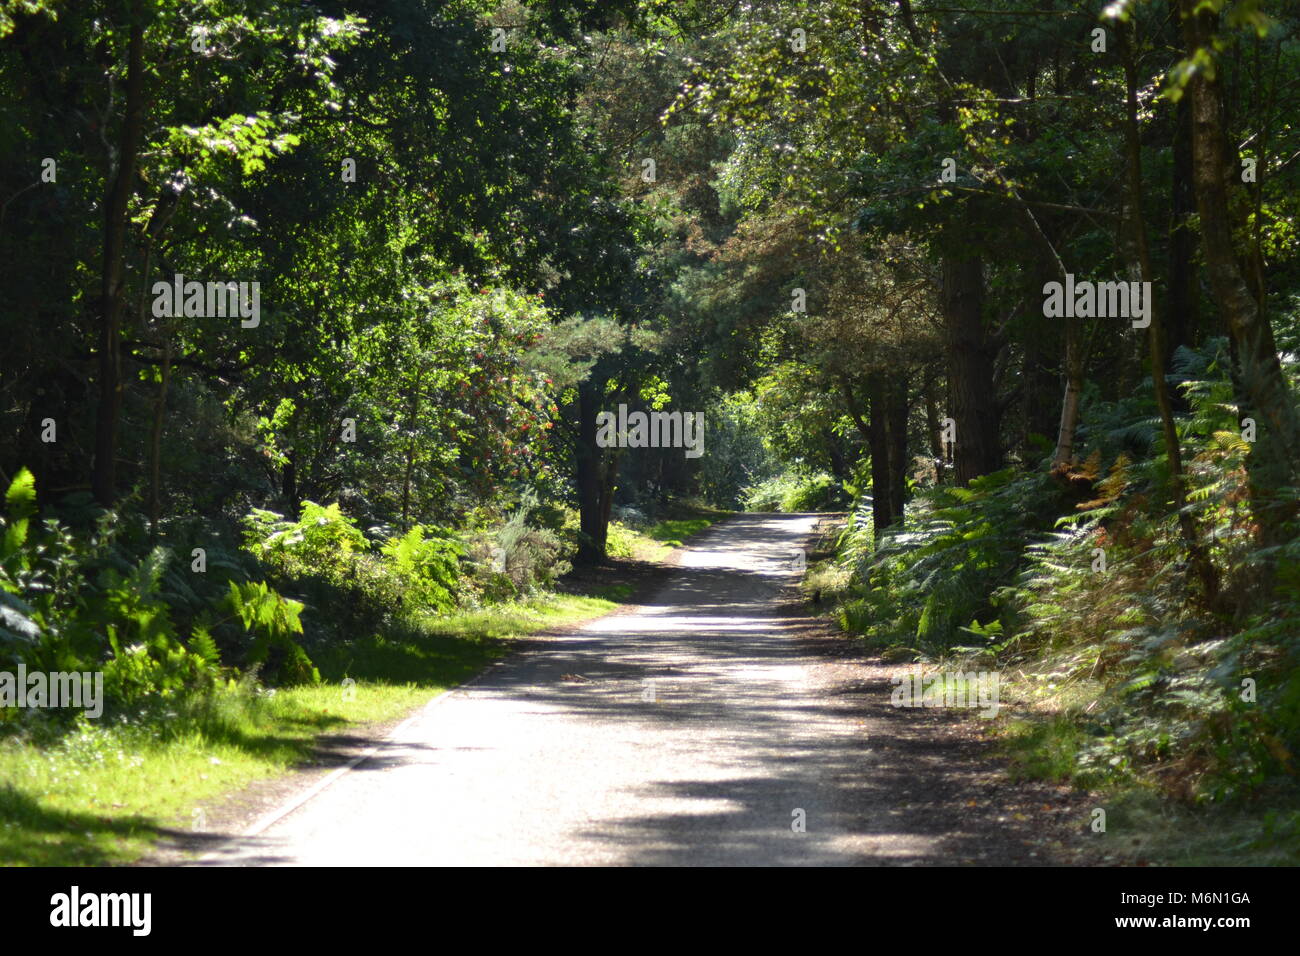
left=644, top=517, right=714, bottom=547
left=606, top=510, right=727, bottom=562
left=1001, top=715, right=1098, bottom=785
left=996, top=708, right=1300, bottom=865
left=0, top=591, right=617, bottom=866
left=1084, top=790, right=1300, bottom=866
left=587, top=582, right=636, bottom=602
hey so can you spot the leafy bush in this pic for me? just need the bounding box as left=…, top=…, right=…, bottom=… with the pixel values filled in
left=743, top=471, right=845, bottom=512
left=832, top=339, right=1300, bottom=804
left=836, top=468, right=1058, bottom=655
left=224, top=580, right=318, bottom=685
left=604, top=521, right=640, bottom=558
left=382, top=525, right=464, bottom=614
left=465, top=496, right=571, bottom=602
left=242, top=500, right=406, bottom=639
left=243, top=501, right=369, bottom=576
left=782, top=473, right=844, bottom=512
left=0, top=470, right=321, bottom=722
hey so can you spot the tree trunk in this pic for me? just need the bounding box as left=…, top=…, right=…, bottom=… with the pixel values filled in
left=1051, top=312, right=1084, bottom=470
left=841, top=373, right=894, bottom=543
left=401, top=384, right=419, bottom=531
left=886, top=371, right=909, bottom=523
left=147, top=328, right=172, bottom=540
left=141, top=190, right=181, bottom=542
left=865, top=373, right=894, bottom=545
left=1120, top=20, right=1220, bottom=605
left=1166, top=93, right=1198, bottom=381
left=924, top=374, right=947, bottom=484
left=1178, top=0, right=1300, bottom=538
left=941, top=254, right=1000, bottom=483
left=824, top=432, right=848, bottom=482
left=1020, top=257, right=1061, bottom=457
left=281, top=459, right=298, bottom=517
left=92, top=7, right=147, bottom=506
left=575, top=378, right=610, bottom=563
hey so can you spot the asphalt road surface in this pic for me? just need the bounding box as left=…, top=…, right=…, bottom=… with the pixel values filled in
left=197, top=513, right=1014, bottom=866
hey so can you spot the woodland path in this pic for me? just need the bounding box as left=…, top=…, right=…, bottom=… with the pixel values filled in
left=196, top=514, right=1083, bottom=866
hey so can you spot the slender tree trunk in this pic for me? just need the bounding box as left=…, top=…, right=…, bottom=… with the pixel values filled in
left=599, top=450, right=618, bottom=539
left=1024, top=262, right=1062, bottom=453
left=1166, top=93, right=1198, bottom=380
left=92, top=7, right=147, bottom=506
left=840, top=373, right=892, bottom=540
left=1051, top=312, right=1084, bottom=470
left=1178, top=0, right=1300, bottom=539
left=924, top=374, right=947, bottom=484
left=886, top=371, right=909, bottom=523
left=575, top=378, right=610, bottom=562
left=941, top=254, right=1000, bottom=483
left=1120, top=21, right=1220, bottom=604
left=865, top=373, right=894, bottom=545
left=141, top=224, right=164, bottom=541
left=401, top=445, right=415, bottom=530
left=147, top=328, right=172, bottom=539
left=401, top=384, right=419, bottom=532
left=825, top=433, right=848, bottom=482
left=141, top=191, right=181, bottom=542
left=281, top=459, right=298, bottom=517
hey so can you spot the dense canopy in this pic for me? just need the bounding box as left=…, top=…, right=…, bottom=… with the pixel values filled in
left=2, top=0, right=1299, bottom=866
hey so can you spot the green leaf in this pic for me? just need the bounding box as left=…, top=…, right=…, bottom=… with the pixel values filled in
left=5, top=468, right=36, bottom=519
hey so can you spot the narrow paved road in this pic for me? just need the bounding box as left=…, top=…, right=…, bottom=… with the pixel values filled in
left=197, top=513, right=1065, bottom=866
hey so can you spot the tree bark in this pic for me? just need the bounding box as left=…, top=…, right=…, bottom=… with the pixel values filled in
left=886, top=371, right=909, bottom=523
left=1178, top=0, right=1300, bottom=538
left=281, top=459, right=298, bottom=517
left=1024, top=262, right=1062, bottom=454
left=141, top=190, right=181, bottom=541
left=401, top=384, right=419, bottom=532
left=924, top=374, right=947, bottom=484
left=147, top=327, right=172, bottom=539
left=1051, top=311, right=1084, bottom=471
left=941, top=254, right=1000, bottom=483
left=1166, top=93, right=1198, bottom=380
left=1119, top=20, right=1220, bottom=605
left=841, top=372, right=897, bottom=542
left=575, top=378, right=610, bottom=562
left=865, top=373, right=894, bottom=545
left=92, top=6, right=147, bottom=506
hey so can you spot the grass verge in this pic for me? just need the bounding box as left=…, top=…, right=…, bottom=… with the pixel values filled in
left=990, top=680, right=1300, bottom=865
left=0, top=591, right=615, bottom=866
left=607, top=503, right=730, bottom=562
left=1, top=507, right=729, bottom=866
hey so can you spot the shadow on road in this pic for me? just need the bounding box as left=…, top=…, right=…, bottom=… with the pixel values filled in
left=190, top=513, right=1091, bottom=866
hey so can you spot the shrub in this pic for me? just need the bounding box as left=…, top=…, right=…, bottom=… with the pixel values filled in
left=243, top=501, right=369, bottom=576
left=465, top=495, right=571, bottom=602
left=0, top=470, right=319, bottom=721
left=242, top=501, right=410, bottom=639
left=743, top=471, right=845, bottom=512
left=781, top=473, right=843, bottom=512
left=382, top=525, right=464, bottom=614
left=836, top=467, right=1059, bottom=654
